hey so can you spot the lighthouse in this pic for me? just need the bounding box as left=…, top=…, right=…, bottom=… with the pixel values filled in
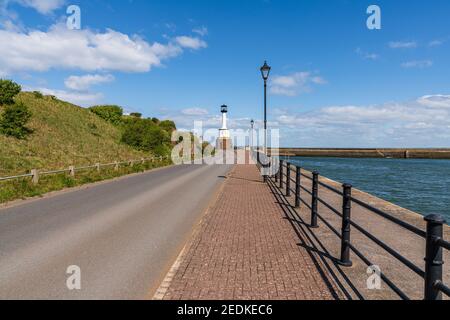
left=217, top=105, right=232, bottom=150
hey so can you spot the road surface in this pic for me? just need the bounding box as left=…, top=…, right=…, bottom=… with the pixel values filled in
left=0, top=164, right=232, bottom=299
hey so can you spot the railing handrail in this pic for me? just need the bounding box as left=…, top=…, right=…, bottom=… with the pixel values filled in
left=437, top=238, right=450, bottom=251
left=280, top=161, right=426, bottom=238
left=263, top=157, right=449, bottom=300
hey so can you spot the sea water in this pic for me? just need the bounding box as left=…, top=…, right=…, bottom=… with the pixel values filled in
left=283, top=157, right=450, bottom=222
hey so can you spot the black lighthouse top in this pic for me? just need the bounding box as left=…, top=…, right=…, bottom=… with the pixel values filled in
left=221, top=105, right=228, bottom=113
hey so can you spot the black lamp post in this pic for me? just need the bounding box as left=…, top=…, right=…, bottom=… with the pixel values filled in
left=260, top=61, right=271, bottom=154
left=260, top=61, right=271, bottom=182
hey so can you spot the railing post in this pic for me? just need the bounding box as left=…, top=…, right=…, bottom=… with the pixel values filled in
left=261, top=154, right=268, bottom=183
left=286, top=163, right=291, bottom=196
left=114, top=161, right=119, bottom=171
left=268, top=156, right=273, bottom=180
left=310, top=171, right=319, bottom=228
left=295, top=166, right=301, bottom=208
left=339, top=184, right=353, bottom=267
left=96, top=163, right=101, bottom=172
left=31, top=169, right=39, bottom=185
left=279, top=160, right=283, bottom=189
left=424, top=214, right=445, bottom=300
left=275, top=162, right=279, bottom=183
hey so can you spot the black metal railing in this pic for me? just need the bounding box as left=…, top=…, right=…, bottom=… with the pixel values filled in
left=258, top=154, right=449, bottom=300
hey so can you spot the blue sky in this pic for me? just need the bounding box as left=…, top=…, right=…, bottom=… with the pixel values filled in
left=1, top=0, right=450, bottom=147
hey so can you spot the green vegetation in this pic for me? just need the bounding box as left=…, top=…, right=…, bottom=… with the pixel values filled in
left=0, top=79, right=21, bottom=105
left=33, top=91, right=44, bottom=99
left=88, top=105, right=176, bottom=157
left=121, top=119, right=171, bottom=155
left=159, top=120, right=177, bottom=133
left=89, top=105, right=124, bottom=125
left=129, top=112, right=142, bottom=118
left=0, top=81, right=178, bottom=203
left=0, top=158, right=171, bottom=203
left=0, top=92, right=168, bottom=177
left=0, top=102, right=33, bottom=139
left=151, top=117, right=160, bottom=124
left=0, top=80, right=33, bottom=140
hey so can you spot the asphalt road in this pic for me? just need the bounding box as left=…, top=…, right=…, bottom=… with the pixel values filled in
left=0, top=164, right=232, bottom=299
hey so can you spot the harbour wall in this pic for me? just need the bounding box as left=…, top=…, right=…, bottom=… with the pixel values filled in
left=269, top=148, right=450, bottom=159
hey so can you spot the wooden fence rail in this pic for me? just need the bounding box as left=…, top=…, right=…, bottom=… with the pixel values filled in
left=0, top=156, right=170, bottom=185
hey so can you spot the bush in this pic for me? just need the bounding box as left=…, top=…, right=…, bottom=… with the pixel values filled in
left=142, top=126, right=171, bottom=151
left=130, top=112, right=142, bottom=118
left=0, top=79, right=21, bottom=105
left=89, top=105, right=123, bottom=125
left=159, top=120, right=177, bottom=133
left=121, top=118, right=171, bottom=154
left=33, top=91, right=44, bottom=99
left=0, top=102, right=32, bottom=139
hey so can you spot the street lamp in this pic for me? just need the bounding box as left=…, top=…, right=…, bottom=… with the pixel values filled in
left=260, top=61, right=271, bottom=182
left=260, top=61, right=271, bottom=154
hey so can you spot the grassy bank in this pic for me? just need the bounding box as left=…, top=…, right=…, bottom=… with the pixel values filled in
left=0, top=88, right=178, bottom=204
left=0, top=158, right=172, bottom=204
left=0, top=92, right=149, bottom=177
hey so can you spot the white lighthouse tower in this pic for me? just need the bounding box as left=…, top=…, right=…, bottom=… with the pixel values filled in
left=217, top=105, right=232, bottom=150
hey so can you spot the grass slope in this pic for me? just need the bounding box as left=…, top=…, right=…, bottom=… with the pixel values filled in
left=0, top=92, right=148, bottom=177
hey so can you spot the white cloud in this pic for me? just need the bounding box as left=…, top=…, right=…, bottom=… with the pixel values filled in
left=64, top=74, right=115, bottom=91
left=175, top=36, right=207, bottom=49
left=389, top=41, right=417, bottom=49
left=0, top=24, right=207, bottom=74
left=192, top=26, right=208, bottom=36
left=356, top=47, right=379, bottom=60
left=275, top=95, right=450, bottom=147
left=270, top=72, right=326, bottom=97
left=181, top=108, right=209, bottom=116
left=164, top=95, right=450, bottom=147
left=428, top=40, right=444, bottom=47
left=401, top=60, right=433, bottom=68
left=417, top=95, right=450, bottom=108
left=27, top=87, right=103, bottom=106
left=14, top=0, right=66, bottom=14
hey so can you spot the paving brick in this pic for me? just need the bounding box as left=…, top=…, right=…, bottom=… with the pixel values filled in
left=161, top=165, right=341, bottom=300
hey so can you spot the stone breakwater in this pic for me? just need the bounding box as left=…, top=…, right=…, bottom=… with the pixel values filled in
left=270, top=148, right=450, bottom=159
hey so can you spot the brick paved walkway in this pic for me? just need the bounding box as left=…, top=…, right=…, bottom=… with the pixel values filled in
left=157, top=165, right=342, bottom=300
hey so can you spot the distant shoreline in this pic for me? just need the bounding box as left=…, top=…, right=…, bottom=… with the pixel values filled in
left=270, top=148, right=450, bottom=159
